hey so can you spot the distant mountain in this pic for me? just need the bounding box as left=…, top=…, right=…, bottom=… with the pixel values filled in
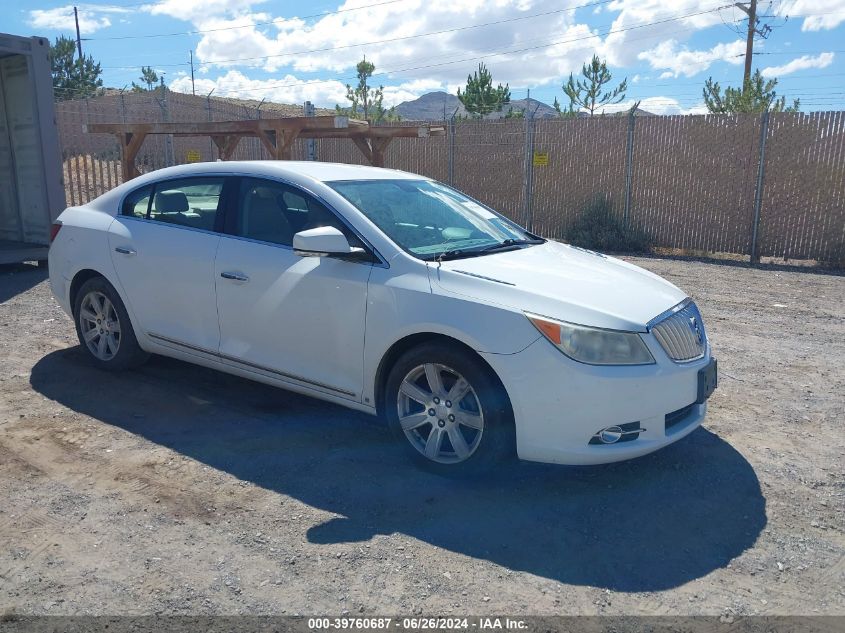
left=394, top=92, right=565, bottom=121
left=394, top=92, right=461, bottom=120
left=394, top=91, right=655, bottom=120
left=505, top=98, right=561, bottom=119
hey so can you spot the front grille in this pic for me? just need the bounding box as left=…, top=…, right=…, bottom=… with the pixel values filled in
left=665, top=403, right=695, bottom=431
left=650, top=300, right=707, bottom=362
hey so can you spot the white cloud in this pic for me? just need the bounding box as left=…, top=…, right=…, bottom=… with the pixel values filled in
left=168, top=69, right=440, bottom=107
left=761, top=52, right=835, bottom=77
left=145, top=0, right=266, bottom=22
left=29, top=4, right=130, bottom=34
left=187, top=0, right=603, bottom=89
left=777, top=0, right=845, bottom=31
left=597, top=96, right=707, bottom=116
left=601, top=0, right=743, bottom=68
left=638, top=39, right=745, bottom=78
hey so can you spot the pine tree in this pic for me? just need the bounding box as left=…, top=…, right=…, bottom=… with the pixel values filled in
left=457, top=63, right=510, bottom=118
left=140, top=66, right=159, bottom=91
left=339, top=57, right=382, bottom=121
left=703, top=70, right=800, bottom=113
left=553, top=96, right=578, bottom=119
left=562, top=55, right=627, bottom=116
left=49, top=35, right=103, bottom=100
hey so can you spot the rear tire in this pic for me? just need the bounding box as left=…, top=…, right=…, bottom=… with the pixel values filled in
left=73, top=276, right=149, bottom=371
left=384, top=342, right=515, bottom=474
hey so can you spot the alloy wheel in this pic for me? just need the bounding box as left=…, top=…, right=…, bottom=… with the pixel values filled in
left=396, top=363, right=484, bottom=464
left=78, top=291, right=121, bottom=361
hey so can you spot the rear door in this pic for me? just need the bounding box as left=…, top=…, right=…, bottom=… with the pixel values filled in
left=108, top=176, right=228, bottom=353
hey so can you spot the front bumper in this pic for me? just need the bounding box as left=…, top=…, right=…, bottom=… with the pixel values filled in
left=480, top=334, right=711, bottom=465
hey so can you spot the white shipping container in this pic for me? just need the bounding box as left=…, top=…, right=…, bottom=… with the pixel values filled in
left=0, top=33, right=65, bottom=265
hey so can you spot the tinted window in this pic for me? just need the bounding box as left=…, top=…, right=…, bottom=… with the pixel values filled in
left=149, top=178, right=224, bottom=231
left=121, top=185, right=152, bottom=218
left=231, top=178, right=362, bottom=248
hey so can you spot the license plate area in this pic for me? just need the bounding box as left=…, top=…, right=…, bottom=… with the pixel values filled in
left=697, top=358, right=717, bottom=404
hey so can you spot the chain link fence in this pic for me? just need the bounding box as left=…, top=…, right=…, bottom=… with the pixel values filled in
left=56, top=91, right=845, bottom=265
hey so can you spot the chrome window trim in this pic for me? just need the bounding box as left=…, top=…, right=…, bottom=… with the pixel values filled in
left=119, top=213, right=223, bottom=238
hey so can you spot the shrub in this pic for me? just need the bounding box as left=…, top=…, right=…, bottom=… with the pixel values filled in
left=564, top=196, right=651, bottom=254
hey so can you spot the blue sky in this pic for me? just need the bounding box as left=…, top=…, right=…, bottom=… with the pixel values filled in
left=4, top=0, right=845, bottom=113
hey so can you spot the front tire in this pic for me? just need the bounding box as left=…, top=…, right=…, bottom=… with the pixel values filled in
left=73, top=276, right=148, bottom=371
left=384, top=342, right=515, bottom=473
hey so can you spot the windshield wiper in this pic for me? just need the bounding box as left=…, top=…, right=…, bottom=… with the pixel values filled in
left=430, top=248, right=481, bottom=262
left=425, top=238, right=544, bottom=262
left=476, top=238, right=545, bottom=253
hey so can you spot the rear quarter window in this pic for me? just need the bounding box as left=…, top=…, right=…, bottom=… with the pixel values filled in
left=121, top=185, right=152, bottom=218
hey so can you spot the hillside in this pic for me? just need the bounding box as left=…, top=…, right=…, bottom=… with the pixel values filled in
left=394, top=91, right=562, bottom=121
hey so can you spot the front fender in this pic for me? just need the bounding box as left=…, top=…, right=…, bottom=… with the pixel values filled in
left=362, top=265, right=540, bottom=407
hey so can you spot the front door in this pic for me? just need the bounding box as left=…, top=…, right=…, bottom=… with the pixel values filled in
left=214, top=177, right=372, bottom=400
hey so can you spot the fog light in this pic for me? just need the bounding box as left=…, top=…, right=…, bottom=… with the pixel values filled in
left=589, top=422, right=645, bottom=445
left=597, top=426, right=623, bottom=444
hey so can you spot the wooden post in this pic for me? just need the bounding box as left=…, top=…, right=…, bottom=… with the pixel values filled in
left=352, top=137, right=373, bottom=164
left=220, top=135, right=242, bottom=160
left=117, top=131, right=145, bottom=181
left=255, top=128, right=277, bottom=158
left=275, top=125, right=301, bottom=160
left=370, top=137, right=393, bottom=167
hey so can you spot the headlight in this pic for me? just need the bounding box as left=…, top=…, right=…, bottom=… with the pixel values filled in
left=526, top=313, right=655, bottom=365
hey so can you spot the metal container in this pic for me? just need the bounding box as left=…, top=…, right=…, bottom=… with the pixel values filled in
left=0, top=33, right=65, bottom=265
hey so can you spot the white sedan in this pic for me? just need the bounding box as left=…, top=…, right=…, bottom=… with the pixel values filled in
left=48, top=161, right=717, bottom=472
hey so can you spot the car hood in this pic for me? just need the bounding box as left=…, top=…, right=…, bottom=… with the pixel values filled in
left=428, top=241, right=686, bottom=332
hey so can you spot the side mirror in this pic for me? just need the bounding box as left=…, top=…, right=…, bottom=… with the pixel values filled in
left=293, top=226, right=365, bottom=258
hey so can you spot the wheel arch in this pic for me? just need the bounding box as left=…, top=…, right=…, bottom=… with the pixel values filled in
left=373, top=332, right=512, bottom=420
left=69, top=268, right=107, bottom=314
left=68, top=269, right=140, bottom=335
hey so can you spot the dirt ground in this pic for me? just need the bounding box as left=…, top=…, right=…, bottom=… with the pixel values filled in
left=0, top=256, right=842, bottom=617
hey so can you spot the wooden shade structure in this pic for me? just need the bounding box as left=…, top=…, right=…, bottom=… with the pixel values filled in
left=84, top=116, right=446, bottom=181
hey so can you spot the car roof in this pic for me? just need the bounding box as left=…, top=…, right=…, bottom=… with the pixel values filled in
left=131, top=161, right=424, bottom=183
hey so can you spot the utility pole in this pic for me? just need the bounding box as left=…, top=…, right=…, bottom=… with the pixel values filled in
left=73, top=6, right=83, bottom=58
left=734, top=0, right=774, bottom=84
left=189, top=50, right=196, bottom=96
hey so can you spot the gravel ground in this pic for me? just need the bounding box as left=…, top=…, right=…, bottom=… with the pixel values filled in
left=0, top=257, right=843, bottom=617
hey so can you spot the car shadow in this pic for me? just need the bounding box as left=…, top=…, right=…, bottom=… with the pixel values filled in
left=0, top=263, right=48, bottom=303
left=30, top=347, right=766, bottom=593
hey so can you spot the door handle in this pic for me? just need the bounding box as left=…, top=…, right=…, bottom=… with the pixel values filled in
left=114, top=246, right=136, bottom=255
left=220, top=271, right=249, bottom=282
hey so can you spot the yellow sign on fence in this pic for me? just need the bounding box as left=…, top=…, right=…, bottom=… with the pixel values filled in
left=533, top=151, right=549, bottom=166
left=186, top=149, right=202, bottom=163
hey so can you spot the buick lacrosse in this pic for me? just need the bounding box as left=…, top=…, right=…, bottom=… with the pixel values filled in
left=49, top=161, right=716, bottom=471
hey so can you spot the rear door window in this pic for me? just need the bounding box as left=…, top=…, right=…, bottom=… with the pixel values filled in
left=148, top=178, right=225, bottom=232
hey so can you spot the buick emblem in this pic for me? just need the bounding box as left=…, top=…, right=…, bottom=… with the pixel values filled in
left=688, top=316, right=704, bottom=345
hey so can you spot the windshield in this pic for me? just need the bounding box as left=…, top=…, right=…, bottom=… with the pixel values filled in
left=328, top=179, right=540, bottom=260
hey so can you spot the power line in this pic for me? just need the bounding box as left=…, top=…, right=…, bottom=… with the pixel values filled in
left=155, top=3, right=736, bottom=98
left=87, top=0, right=411, bottom=41
left=97, top=0, right=618, bottom=68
